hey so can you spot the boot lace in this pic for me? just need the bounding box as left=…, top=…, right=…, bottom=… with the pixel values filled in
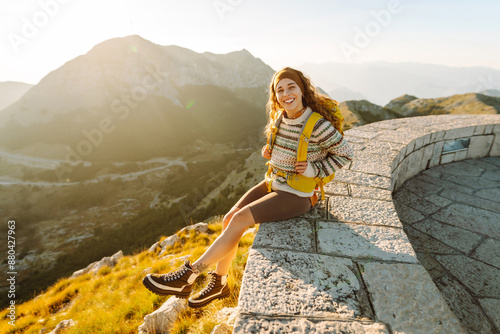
left=200, top=272, right=218, bottom=296
left=161, top=263, right=189, bottom=282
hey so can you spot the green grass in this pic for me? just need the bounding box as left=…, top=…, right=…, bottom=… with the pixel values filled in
left=0, top=216, right=257, bottom=334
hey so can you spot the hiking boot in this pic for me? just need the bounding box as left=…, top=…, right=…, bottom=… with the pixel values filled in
left=142, top=261, right=199, bottom=298
left=188, top=271, right=230, bottom=308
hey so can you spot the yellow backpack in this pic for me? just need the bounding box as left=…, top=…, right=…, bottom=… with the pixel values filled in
left=265, top=99, right=344, bottom=200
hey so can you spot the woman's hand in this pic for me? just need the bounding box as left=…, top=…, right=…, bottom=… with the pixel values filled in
left=262, top=146, right=271, bottom=159
left=295, top=161, right=308, bottom=174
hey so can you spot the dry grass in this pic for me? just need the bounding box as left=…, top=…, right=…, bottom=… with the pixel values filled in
left=0, top=216, right=256, bottom=334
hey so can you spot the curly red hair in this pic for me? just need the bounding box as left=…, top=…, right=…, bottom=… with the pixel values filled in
left=264, top=67, right=341, bottom=137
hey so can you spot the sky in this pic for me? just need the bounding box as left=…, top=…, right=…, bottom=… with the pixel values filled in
left=1, top=0, right=499, bottom=84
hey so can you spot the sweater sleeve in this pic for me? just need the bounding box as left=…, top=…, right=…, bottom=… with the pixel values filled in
left=310, top=119, right=354, bottom=178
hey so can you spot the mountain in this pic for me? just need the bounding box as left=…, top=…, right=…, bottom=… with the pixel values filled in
left=0, top=81, right=33, bottom=112
left=339, top=99, right=402, bottom=128
left=385, top=93, right=500, bottom=117
left=0, top=35, right=274, bottom=161
left=297, top=61, right=500, bottom=106
left=480, top=89, right=500, bottom=97
left=340, top=93, right=500, bottom=128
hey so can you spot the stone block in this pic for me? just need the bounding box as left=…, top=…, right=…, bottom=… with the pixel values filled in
left=349, top=184, right=392, bottom=201
left=454, top=150, right=468, bottom=161
left=252, top=218, right=315, bottom=252
left=472, top=238, right=500, bottom=269
left=424, top=194, right=453, bottom=208
left=431, top=203, right=500, bottom=239
left=238, top=248, right=364, bottom=318
left=491, top=134, right=500, bottom=156
left=421, top=174, right=474, bottom=196
left=376, top=131, right=415, bottom=145
left=494, top=123, right=500, bottom=133
left=329, top=196, right=402, bottom=227
left=467, top=135, right=494, bottom=159
left=423, top=133, right=432, bottom=146
left=473, top=124, right=486, bottom=135
left=403, top=226, right=459, bottom=254
left=361, top=140, right=406, bottom=155
left=434, top=275, right=496, bottom=334
left=406, top=139, right=416, bottom=155
left=400, top=176, right=444, bottom=196
left=431, top=130, right=445, bottom=143
left=414, top=136, right=425, bottom=150
left=345, top=129, right=379, bottom=139
left=437, top=159, right=483, bottom=176
left=317, top=221, right=418, bottom=263
left=412, top=219, right=483, bottom=254
left=443, top=126, right=475, bottom=140
left=392, top=188, right=441, bottom=215
left=393, top=204, right=425, bottom=225
left=323, top=181, right=349, bottom=196
left=420, top=143, right=435, bottom=171
left=478, top=298, right=500, bottom=330
left=333, top=169, right=391, bottom=189
left=429, top=141, right=444, bottom=168
left=349, top=153, right=393, bottom=177
left=414, top=252, right=448, bottom=279
left=405, top=148, right=424, bottom=179
left=440, top=152, right=455, bottom=164
left=233, top=315, right=390, bottom=334
left=361, top=262, right=465, bottom=334
left=435, top=254, right=500, bottom=297
left=441, top=172, right=499, bottom=189
left=440, top=188, right=499, bottom=213
left=484, top=124, right=494, bottom=134
left=395, top=157, right=409, bottom=190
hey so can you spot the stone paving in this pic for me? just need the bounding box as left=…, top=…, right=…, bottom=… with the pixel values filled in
left=233, top=115, right=500, bottom=334
left=393, top=157, right=500, bottom=334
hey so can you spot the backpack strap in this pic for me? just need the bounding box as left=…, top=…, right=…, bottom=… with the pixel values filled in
left=296, top=112, right=323, bottom=162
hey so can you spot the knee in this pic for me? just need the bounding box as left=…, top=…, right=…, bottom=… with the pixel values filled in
left=227, top=207, right=255, bottom=231
left=223, top=207, right=240, bottom=230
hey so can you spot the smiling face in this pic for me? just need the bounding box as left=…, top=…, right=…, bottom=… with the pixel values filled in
left=275, top=78, right=304, bottom=116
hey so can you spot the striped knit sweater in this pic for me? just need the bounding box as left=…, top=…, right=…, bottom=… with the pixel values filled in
left=268, top=107, right=354, bottom=197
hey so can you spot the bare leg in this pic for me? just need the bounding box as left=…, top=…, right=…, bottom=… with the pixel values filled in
left=192, top=207, right=255, bottom=273
left=215, top=207, right=241, bottom=275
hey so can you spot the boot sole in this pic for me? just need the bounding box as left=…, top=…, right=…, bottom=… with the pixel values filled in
left=142, top=276, right=191, bottom=298
left=188, top=289, right=231, bottom=308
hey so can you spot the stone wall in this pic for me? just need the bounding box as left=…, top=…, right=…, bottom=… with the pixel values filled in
left=233, top=114, right=500, bottom=333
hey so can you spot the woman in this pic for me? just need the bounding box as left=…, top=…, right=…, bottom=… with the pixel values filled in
left=143, top=67, right=354, bottom=308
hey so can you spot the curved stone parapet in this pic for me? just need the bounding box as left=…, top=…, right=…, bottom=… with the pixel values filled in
left=234, top=114, right=500, bottom=333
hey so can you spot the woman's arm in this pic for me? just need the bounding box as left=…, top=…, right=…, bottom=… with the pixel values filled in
left=310, top=119, right=354, bottom=178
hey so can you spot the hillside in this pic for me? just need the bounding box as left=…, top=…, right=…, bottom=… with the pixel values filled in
left=340, top=92, right=500, bottom=128
left=0, top=35, right=273, bottom=161
left=384, top=92, right=500, bottom=117
left=0, top=218, right=257, bottom=334
left=0, top=81, right=33, bottom=112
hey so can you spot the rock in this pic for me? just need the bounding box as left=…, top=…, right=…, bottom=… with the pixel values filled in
left=216, top=307, right=239, bottom=326
left=180, top=222, right=208, bottom=234
left=71, top=250, right=123, bottom=278
left=148, top=242, right=159, bottom=253
left=210, top=323, right=232, bottom=334
left=138, top=297, right=187, bottom=334
left=159, top=234, right=181, bottom=251
left=48, top=319, right=76, bottom=334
